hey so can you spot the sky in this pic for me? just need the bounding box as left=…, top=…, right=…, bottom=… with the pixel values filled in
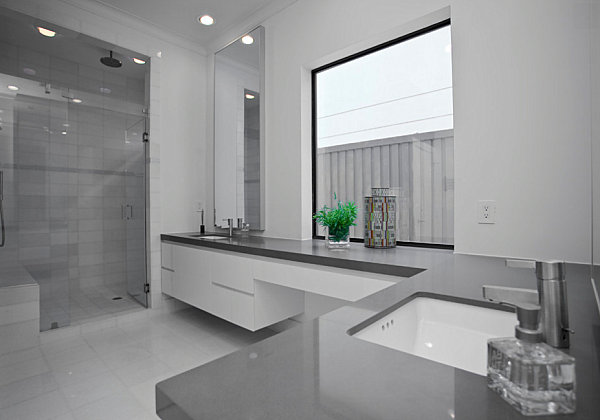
left=316, top=25, right=453, bottom=148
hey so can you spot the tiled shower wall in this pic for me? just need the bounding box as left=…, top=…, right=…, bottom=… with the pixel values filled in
left=3, top=95, right=145, bottom=331
left=0, top=41, right=145, bottom=106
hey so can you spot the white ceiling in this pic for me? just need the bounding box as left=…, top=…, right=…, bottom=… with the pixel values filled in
left=93, top=0, right=291, bottom=46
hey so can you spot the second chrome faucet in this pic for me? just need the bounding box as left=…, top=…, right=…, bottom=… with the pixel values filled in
left=483, top=259, right=571, bottom=348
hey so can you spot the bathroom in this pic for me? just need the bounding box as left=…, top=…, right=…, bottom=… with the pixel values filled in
left=0, top=0, right=598, bottom=419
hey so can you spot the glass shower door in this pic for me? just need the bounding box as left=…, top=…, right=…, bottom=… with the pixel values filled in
left=124, top=116, right=147, bottom=307
left=0, top=89, right=72, bottom=331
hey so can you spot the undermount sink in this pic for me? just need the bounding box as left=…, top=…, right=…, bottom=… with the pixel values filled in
left=351, top=296, right=516, bottom=376
left=188, top=234, right=229, bottom=240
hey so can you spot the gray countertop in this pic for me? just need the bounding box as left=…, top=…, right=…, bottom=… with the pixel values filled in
left=157, top=233, right=600, bottom=420
left=160, top=232, right=451, bottom=278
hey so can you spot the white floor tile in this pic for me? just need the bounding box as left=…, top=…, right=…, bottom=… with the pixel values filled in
left=113, top=356, right=171, bottom=387
left=0, top=389, right=70, bottom=420
left=44, top=344, right=97, bottom=369
left=83, top=327, right=136, bottom=353
left=51, top=357, right=109, bottom=387
left=70, top=391, right=149, bottom=420
left=194, top=334, right=244, bottom=359
left=40, top=336, right=88, bottom=357
left=99, top=342, right=153, bottom=371
left=0, top=372, right=57, bottom=409
left=150, top=340, right=213, bottom=371
left=59, top=371, right=125, bottom=410
left=0, top=347, right=43, bottom=369
left=0, top=357, right=50, bottom=388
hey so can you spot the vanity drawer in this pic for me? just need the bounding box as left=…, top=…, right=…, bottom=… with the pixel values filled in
left=161, top=268, right=174, bottom=296
left=161, top=242, right=173, bottom=270
left=210, top=251, right=254, bottom=294
left=212, top=282, right=254, bottom=331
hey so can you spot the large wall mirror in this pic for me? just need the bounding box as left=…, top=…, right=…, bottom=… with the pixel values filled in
left=214, top=26, right=265, bottom=230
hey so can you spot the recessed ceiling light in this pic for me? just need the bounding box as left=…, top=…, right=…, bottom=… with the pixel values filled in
left=23, top=67, right=36, bottom=76
left=7, top=85, right=19, bottom=91
left=132, top=57, right=146, bottom=65
left=37, top=26, right=56, bottom=37
left=100, top=87, right=111, bottom=94
left=72, top=98, right=82, bottom=104
left=245, top=93, right=255, bottom=100
left=62, top=123, right=70, bottom=127
left=198, top=15, right=214, bottom=26
left=241, top=35, right=254, bottom=45
left=61, top=130, right=67, bottom=135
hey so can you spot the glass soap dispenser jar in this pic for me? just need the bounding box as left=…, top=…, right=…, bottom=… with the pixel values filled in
left=487, top=303, right=576, bottom=416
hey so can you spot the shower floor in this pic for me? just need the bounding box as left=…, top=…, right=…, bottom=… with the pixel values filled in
left=40, top=284, right=144, bottom=331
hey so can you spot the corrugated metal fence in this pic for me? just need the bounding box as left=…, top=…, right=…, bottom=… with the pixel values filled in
left=316, top=129, right=454, bottom=244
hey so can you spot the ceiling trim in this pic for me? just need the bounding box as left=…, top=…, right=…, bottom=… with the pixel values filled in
left=87, top=0, right=208, bottom=53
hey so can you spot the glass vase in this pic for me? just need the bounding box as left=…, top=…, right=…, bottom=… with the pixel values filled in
left=327, top=226, right=350, bottom=249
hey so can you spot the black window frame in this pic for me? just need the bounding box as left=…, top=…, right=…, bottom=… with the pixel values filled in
left=311, top=18, right=453, bottom=250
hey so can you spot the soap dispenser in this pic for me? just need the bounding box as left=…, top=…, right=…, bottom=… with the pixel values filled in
left=487, top=303, right=576, bottom=416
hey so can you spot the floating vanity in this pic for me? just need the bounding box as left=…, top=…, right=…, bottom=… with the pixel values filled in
left=160, top=233, right=423, bottom=331
left=157, top=234, right=600, bottom=420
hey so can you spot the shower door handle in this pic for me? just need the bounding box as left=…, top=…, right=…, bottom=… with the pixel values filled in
left=122, top=204, right=133, bottom=220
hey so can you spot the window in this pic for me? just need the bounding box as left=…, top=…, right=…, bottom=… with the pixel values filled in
left=312, top=20, right=453, bottom=247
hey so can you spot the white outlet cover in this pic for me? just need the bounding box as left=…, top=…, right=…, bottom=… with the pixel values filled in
left=478, top=200, right=496, bottom=224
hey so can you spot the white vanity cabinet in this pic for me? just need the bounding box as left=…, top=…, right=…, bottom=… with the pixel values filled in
left=161, top=240, right=398, bottom=331
left=161, top=242, right=304, bottom=331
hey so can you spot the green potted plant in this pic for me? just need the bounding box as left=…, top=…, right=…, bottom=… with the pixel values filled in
left=313, top=194, right=358, bottom=248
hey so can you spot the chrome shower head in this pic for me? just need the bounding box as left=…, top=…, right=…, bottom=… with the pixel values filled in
left=100, top=51, right=122, bottom=68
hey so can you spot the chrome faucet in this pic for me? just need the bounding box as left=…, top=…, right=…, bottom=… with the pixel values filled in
left=222, top=218, right=233, bottom=236
left=220, top=218, right=247, bottom=237
left=483, top=259, right=571, bottom=348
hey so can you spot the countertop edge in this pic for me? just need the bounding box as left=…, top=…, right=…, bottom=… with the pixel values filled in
left=160, top=233, right=427, bottom=278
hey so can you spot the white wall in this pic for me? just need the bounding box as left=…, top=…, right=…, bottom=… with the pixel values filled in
left=452, top=0, right=591, bottom=263
left=0, top=0, right=208, bottom=306
left=229, top=0, right=592, bottom=262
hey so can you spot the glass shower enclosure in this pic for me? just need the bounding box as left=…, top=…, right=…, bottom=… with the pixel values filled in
left=0, top=75, right=148, bottom=330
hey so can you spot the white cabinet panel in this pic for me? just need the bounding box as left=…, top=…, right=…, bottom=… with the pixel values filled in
left=161, top=243, right=173, bottom=270
left=210, top=251, right=254, bottom=294
left=211, top=283, right=255, bottom=331
left=172, top=245, right=212, bottom=312
left=254, top=280, right=304, bottom=330
left=161, top=268, right=174, bottom=296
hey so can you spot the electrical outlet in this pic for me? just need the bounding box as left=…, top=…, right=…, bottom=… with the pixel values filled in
left=478, top=200, right=496, bottom=224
